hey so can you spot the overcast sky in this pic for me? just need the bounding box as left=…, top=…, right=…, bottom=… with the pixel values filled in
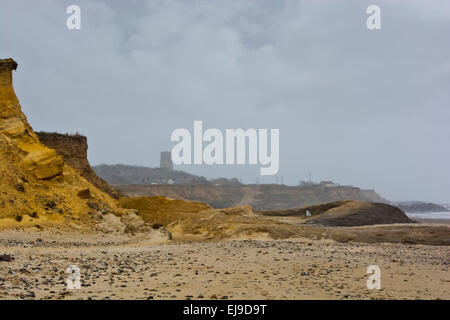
left=1, top=0, right=449, bottom=202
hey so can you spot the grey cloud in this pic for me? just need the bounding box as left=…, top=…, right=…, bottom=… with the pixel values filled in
left=1, top=0, right=449, bottom=202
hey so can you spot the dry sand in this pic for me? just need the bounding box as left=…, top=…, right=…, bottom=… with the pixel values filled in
left=0, top=229, right=449, bottom=300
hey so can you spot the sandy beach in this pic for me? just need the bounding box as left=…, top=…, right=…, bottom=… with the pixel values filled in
left=1, top=229, right=449, bottom=300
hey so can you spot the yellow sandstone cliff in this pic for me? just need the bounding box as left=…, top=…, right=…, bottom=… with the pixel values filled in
left=0, top=58, right=125, bottom=229
left=0, top=58, right=64, bottom=179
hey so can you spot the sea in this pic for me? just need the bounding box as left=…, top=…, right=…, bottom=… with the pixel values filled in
left=406, top=211, right=450, bottom=220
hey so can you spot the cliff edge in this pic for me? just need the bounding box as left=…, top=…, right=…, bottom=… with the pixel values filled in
left=37, top=132, right=120, bottom=198
left=0, top=58, right=63, bottom=179
left=0, top=58, right=131, bottom=231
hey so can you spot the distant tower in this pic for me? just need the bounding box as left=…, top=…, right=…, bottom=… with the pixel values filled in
left=160, top=151, right=173, bottom=170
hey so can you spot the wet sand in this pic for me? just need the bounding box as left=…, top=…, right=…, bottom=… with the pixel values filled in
left=0, top=230, right=449, bottom=300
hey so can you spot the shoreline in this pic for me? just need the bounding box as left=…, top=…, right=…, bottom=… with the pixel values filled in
left=412, top=218, right=450, bottom=225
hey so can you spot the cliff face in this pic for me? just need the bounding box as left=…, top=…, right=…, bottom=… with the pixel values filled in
left=0, top=58, right=125, bottom=227
left=115, top=184, right=387, bottom=210
left=37, top=132, right=120, bottom=198
left=93, top=164, right=211, bottom=185
left=0, top=59, right=63, bottom=179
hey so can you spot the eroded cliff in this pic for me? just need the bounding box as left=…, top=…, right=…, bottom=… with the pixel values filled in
left=0, top=59, right=127, bottom=229
left=116, top=184, right=387, bottom=210
left=37, top=132, right=120, bottom=198
left=0, top=59, right=63, bottom=179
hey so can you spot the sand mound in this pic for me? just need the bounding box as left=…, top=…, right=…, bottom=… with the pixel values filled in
left=307, top=201, right=414, bottom=226
left=120, top=196, right=299, bottom=241
left=119, top=196, right=212, bottom=226
left=259, top=200, right=414, bottom=226
left=117, top=196, right=448, bottom=244
left=259, top=200, right=350, bottom=217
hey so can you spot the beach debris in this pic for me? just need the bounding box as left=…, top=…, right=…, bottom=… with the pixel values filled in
left=0, top=254, right=14, bottom=262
